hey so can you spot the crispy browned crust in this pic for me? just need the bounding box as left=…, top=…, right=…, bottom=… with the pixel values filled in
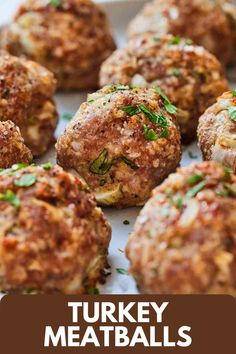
left=1, top=0, right=116, bottom=90
left=0, top=120, right=32, bottom=168
left=56, top=86, right=181, bottom=208
left=126, top=161, right=236, bottom=295
left=100, top=34, right=229, bottom=143
left=0, top=52, right=58, bottom=156
left=127, top=0, right=236, bottom=66
left=0, top=165, right=111, bottom=294
left=198, top=91, right=236, bottom=172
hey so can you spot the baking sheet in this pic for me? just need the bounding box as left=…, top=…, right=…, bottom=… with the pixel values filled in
left=0, top=0, right=235, bottom=295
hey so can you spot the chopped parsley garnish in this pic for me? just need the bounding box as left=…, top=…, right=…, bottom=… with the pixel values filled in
left=231, top=90, right=236, bottom=97
left=0, top=190, right=20, bottom=209
left=123, top=220, right=130, bottom=225
left=87, top=287, right=100, bottom=295
left=122, top=103, right=170, bottom=138
left=188, top=151, right=198, bottom=159
left=187, top=181, right=206, bottom=198
left=89, top=149, right=111, bottom=175
left=185, top=39, right=193, bottom=45
left=228, top=106, right=236, bottom=122
left=15, top=173, right=37, bottom=187
left=173, top=196, right=184, bottom=209
left=110, top=85, right=131, bottom=92
left=50, top=0, right=61, bottom=7
left=41, top=162, right=53, bottom=170
left=116, top=268, right=129, bottom=275
left=224, top=183, right=236, bottom=197
left=122, top=106, right=140, bottom=115
left=155, top=87, right=177, bottom=114
left=118, top=156, right=139, bottom=170
left=153, top=35, right=161, bottom=42
left=0, top=163, right=28, bottom=176
left=171, top=68, right=181, bottom=77
left=169, top=35, right=181, bottom=45
left=143, top=124, right=158, bottom=141
left=223, top=166, right=231, bottom=180
left=62, top=113, right=73, bottom=121
left=187, top=173, right=203, bottom=185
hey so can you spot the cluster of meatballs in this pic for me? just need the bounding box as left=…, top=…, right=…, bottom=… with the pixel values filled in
left=0, top=0, right=236, bottom=295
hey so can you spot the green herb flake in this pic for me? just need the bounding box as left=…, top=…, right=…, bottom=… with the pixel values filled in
left=228, top=106, right=236, bottom=122
left=188, top=151, right=198, bottom=159
left=187, top=174, right=203, bottom=185
left=87, top=287, right=100, bottom=295
left=173, top=196, right=184, bottom=209
left=155, top=87, right=177, bottom=114
left=0, top=163, right=28, bottom=176
left=224, top=183, right=236, bottom=198
left=143, top=124, right=158, bottom=141
left=118, top=156, right=139, bottom=170
left=153, top=35, right=161, bottom=42
left=171, top=68, right=181, bottom=77
left=169, top=35, right=181, bottom=45
left=41, top=162, right=53, bottom=170
left=110, top=85, right=130, bottom=92
left=62, top=113, right=73, bottom=121
left=0, top=190, right=20, bottom=209
left=50, top=0, right=61, bottom=7
left=187, top=181, right=206, bottom=198
left=123, top=220, right=130, bottom=225
left=231, top=90, right=236, bottom=97
left=116, top=268, right=129, bottom=275
left=122, top=106, right=140, bottom=115
left=90, top=149, right=111, bottom=175
left=99, top=179, right=106, bottom=187
left=185, top=39, right=193, bottom=45
left=15, top=173, right=37, bottom=187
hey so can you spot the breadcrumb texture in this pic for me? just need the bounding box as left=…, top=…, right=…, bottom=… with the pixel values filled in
left=0, top=120, right=32, bottom=169
left=127, top=0, right=236, bottom=66
left=56, top=86, right=181, bottom=208
left=126, top=161, right=236, bottom=295
left=198, top=91, right=236, bottom=172
left=0, top=165, right=111, bottom=294
left=100, top=34, right=228, bottom=142
left=0, top=52, right=58, bottom=156
left=1, top=0, right=116, bottom=90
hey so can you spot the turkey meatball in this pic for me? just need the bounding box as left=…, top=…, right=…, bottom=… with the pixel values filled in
left=0, top=120, right=32, bottom=169
left=100, top=34, right=228, bottom=143
left=198, top=90, right=236, bottom=172
left=127, top=0, right=236, bottom=66
left=126, top=161, right=236, bottom=295
left=0, top=52, right=58, bottom=157
left=1, top=0, right=116, bottom=90
left=56, top=85, right=181, bottom=208
left=0, top=164, right=111, bottom=294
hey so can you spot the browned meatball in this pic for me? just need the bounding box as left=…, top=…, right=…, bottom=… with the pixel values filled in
left=0, top=52, right=58, bottom=156
left=0, top=164, right=111, bottom=294
left=126, top=161, right=236, bottom=295
left=127, top=0, right=236, bottom=66
left=0, top=120, right=32, bottom=169
left=56, top=86, right=181, bottom=208
left=1, top=0, right=116, bottom=90
left=100, top=34, right=228, bottom=143
left=198, top=90, right=236, bottom=172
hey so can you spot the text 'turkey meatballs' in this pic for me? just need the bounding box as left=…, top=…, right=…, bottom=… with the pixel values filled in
left=0, top=52, right=58, bottom=157
left=100, top=34, right=228, bottom=143
left=1, top=0, right=116, bottom=90
left=0, top=164, right=111, bottom=294
left=0, top=120, right=32, bottom=169
left=126, top=161, right=236, bottom=295
left=56, top=85, right=182, bottom=208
